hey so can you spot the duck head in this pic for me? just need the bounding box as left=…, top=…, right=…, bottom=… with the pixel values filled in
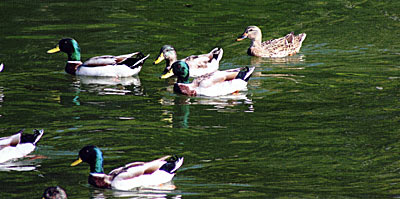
left=47, top=38, right=81, bottom=61
left=160, top=61, right=189, bottom=83
left=42, top=186, right=67, bottom=199
left=171, top=61, right=190, bottom=83
left=236, top=26, right=262, bottom=42
left=154, top=45, right=178, bottom=78
left=71, top=145, right=104, bottom=174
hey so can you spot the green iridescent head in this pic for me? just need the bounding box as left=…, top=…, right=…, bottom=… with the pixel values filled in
left=47, top=38, right=81, bottom=61
left=71, top=145, right=104, bottom=174
left=172, top=61, right=190, bottom=84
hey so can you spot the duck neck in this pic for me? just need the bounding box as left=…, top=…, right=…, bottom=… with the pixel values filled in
left=166, top=59, right=175, bottom=69
left=250, top=36, right=262, bottom=48
left=68, top=40, right=81, bottom=61
left=90, top=149, right=105, bottom=174
left=178, top=76, right=190, bottom=84
left=65, top=62, right=81, bottom=75
left=68, top=52, right=81, bottom=61
left=166, top=53, right=178, bottom=68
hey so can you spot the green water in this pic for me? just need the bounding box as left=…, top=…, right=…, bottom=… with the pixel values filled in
left=0, top=0, right=400, bottom=198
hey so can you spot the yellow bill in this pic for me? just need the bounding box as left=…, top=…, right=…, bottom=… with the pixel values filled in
left=153, top=53, right=164, bottom=64
left=47, top=45, right=60, bottom=54
left=71, top=158, right=83, bottom=166
left=160, top=69, right=174, bottom=79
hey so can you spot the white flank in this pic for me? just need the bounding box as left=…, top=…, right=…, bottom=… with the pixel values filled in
left=111, top=170, right=175, bottom=191
left=196, top=79, right=248, bottom=97
left=77, top=65, right=142, bottom=77
left=0, top=143, right=35, bottom=163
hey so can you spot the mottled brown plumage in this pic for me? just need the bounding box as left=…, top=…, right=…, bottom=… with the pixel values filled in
left=237, top=26, right=306, bottom=58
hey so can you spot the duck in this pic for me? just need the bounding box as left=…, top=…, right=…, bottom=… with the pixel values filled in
left=236, top=26, right=306, bottom=58
left=0, top=129, right=44, bottom=163
left=164, top=61, right=255, bottom=96
left=42, top=186, right=67, bottom=199
left=47, top=38, right=149, bottom=77
left=70, top=145, right=184, bottom=191
left=153, top=45, right=223, bottom=78
left=0, top=63, right=3, bottom=72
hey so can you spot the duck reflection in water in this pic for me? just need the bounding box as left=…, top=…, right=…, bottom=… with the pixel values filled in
left=67, top=76, right=144, bottom=105
left=0, top=86, right=4, bottom=108
left=250, top=54, right=305, bottom=68
left=0, top=158, right=41, bottom=172
left=91, top=181, right=181, bottom=199
left=249, top=55, right=306, bottom=84
left=160, top=93, right=254, bottom=128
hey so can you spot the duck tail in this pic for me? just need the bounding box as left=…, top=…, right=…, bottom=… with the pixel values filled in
left=20, top=129, right=44, bottom=145
left=298, top=33, right=307, bottom=44
left=32, top=129, right=44, bottom=145
left=287, top=32, right=295, bottom=43
left=235, top=66, right=255, bottom=82
left=210, top=47, right=223, bottom=63
left=121, top=52, right=150, bottom=69
left=295, top=33, right=307, bottom=53
left=160, top=155, right=184, bottom=174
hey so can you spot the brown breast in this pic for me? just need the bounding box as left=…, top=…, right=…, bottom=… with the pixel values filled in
left=88, top=174, right=111, bottom=189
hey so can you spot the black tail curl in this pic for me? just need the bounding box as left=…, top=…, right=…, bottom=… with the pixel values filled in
left=159, top=155, right=182, bottom=174
left=20, top=129, right=42, bottom=144
left=121, top=52, right=149, bottom=69
left=235, top=66, right=254, bottom=82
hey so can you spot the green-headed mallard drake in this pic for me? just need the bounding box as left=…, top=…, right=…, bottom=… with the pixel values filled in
left=236, top=26, right=306, bottom=58
left=0, top=129, right=44, bottom=163
left=71, top=145, right=184, bottom=191
left=47, top=38, right=149, bottom=77
left=153, top=45, right=223, bottom=78
left=42, top=186, right=67, bottom=199
left=165, top=61, right=255, bottom=96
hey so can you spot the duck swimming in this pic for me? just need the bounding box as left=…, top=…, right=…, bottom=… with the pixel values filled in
left=154, top=45, right=223, bottom=78
left=42, top=186, right=67, bottom=199
left=0, top=129, right=44, bottom=163
left=237, top=26, right=306, bottom=58
left=47, top=38, right=149, bottom=77
left=164, top=61, right=255, bottom=96
left=71, top=145, right=183, bottom=191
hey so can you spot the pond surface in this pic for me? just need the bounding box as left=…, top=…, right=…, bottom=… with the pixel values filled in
left=0, top=0, right=400, bottom=198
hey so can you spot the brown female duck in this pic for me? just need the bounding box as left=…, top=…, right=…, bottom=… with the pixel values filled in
left=237, top=26, right=306, bottom=58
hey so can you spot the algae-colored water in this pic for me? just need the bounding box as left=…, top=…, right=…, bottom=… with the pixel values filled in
left=0, top=0, right=399, bottom=198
